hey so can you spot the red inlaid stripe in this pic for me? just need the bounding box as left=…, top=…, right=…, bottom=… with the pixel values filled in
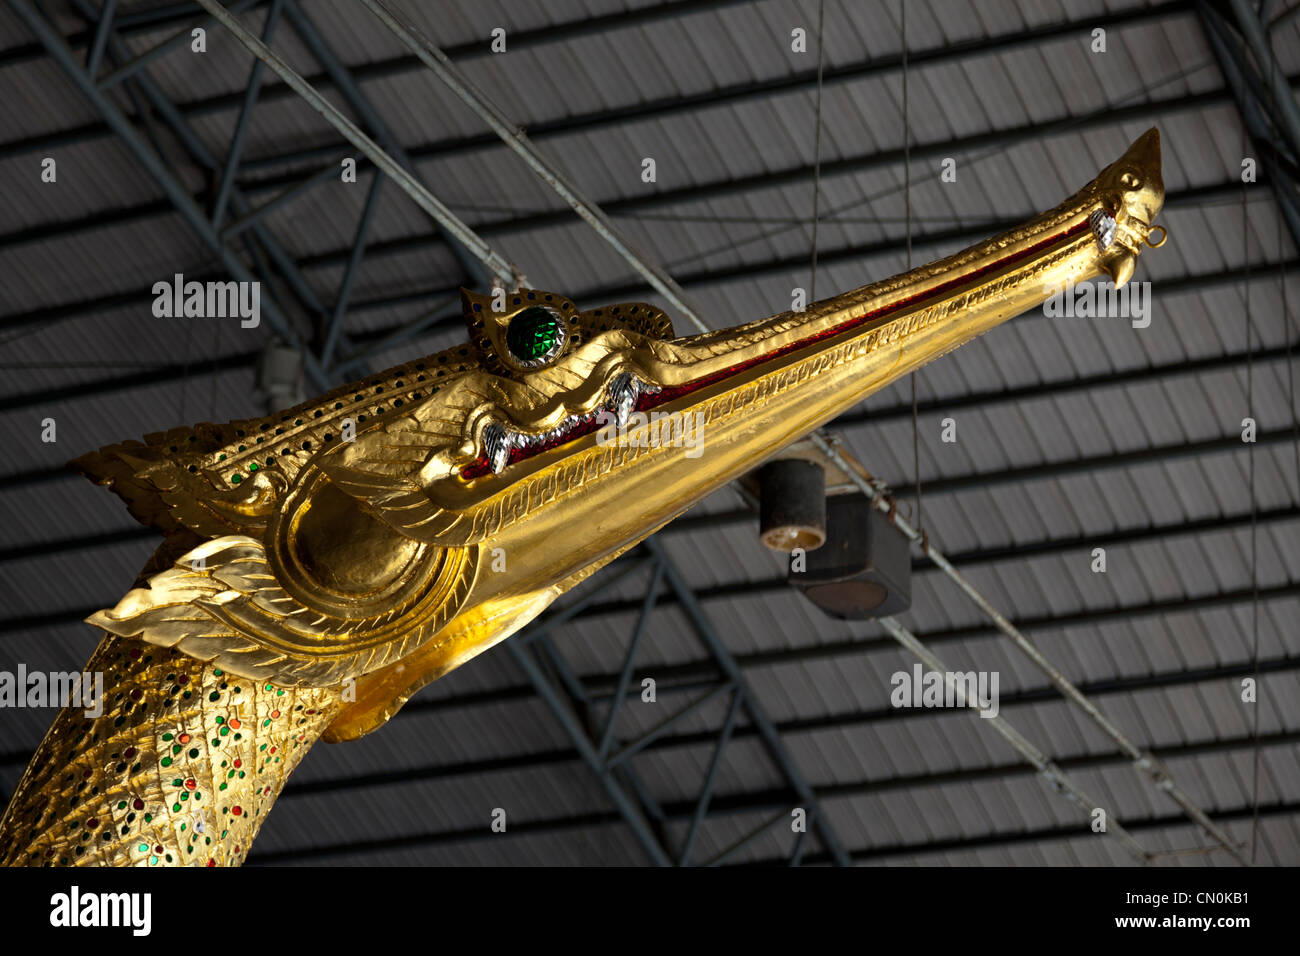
left=459, top=218, right=1089, bottom=480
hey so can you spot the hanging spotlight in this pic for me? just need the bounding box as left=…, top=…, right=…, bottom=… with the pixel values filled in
left=790, top=494, right=912, bottom=619
left=756, top=459, right=827, bottom=552
left=256, top=341, right=306, bottom=413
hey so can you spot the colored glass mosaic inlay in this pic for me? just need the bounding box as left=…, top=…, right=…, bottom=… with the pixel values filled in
left=505, top=306, right=564, bottom=364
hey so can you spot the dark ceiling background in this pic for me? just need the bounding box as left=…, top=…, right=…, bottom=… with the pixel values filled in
left=1, top=0, right=1298, bottom=865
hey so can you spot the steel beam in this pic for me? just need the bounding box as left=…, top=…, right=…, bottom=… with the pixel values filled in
left=603, top=680, right=735, bottom=771
left=506, top=638, right=674, bottom=866
left=210, top=0, right=284, bottom=229
left=250, top=800, right=1300, bottom=866
left=5, top=251, right=1294, bottom=408
left=878, top=616, right=1151, bottom=863
left=678, top=689, right=741, bottom=865
left=321, top=170, right=384, bottom=368
left=1272, top=1, right=1300, bottom=29
left=645, top=538, right=852, bottom=865
left=0, top=1, right=266, bottom=68
left=65, top=0, right=340, bottom=339
left=504, top=545, right=849, bottom=866
left=0, top=0, right=754, bottom=146
left=358, top=0, right=705, bottom=328
left=84, top=0, right=116, bottom=79
left=597, top=562, right=664, bottom=761
left=702, top=807, right=798, bottom=867
left=191, top=0, right=514, bottom=288
left=278, top=0, right=497, bottom=292
left=219, top=152, right=354, bottom=241
left=498, top=561, right=681, bottom=866
left=809, top=437, right=1254, bottom=865
left=2, top=425, right=1296, bottom=571
left=769, top=802, right=1290, bottom=867
left=528, top=630, right=672, bottom=824
left=0, top=179, right=1265, bottom=327
left=241, top=743, right=1300, bottom=865
left=6, top=651, right=1299, bottom=783
left=1228, top=0, right=1300, bottom=163
left=97, top=0, right=263, bottom=90
left=329, top=295, right=461, bottom=379
left=1200, top=4, right=1300, bottom=249
left=67, top=0, right=447, bottom=381
left=6, top=0, right=333, bottom=393
left=3, top=483, right=1296, bottom=618
left=0, top=120, right=1259, bottom=273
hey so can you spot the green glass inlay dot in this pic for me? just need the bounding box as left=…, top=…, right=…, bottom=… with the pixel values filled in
left=505, top=307, right=564, bottom=365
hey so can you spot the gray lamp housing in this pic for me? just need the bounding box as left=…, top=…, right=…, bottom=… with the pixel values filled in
left=789, top=494, right=912, bottom=619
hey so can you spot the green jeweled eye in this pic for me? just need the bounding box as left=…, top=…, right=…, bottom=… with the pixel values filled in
left=505, top=306, right=566, bottom=367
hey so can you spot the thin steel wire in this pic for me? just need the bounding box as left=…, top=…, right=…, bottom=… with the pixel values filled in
left=902, top=0, right=921, bottom=536
left=809, top=0, right=825, bottom=303
left=659, top=58, right=1218, bottom=273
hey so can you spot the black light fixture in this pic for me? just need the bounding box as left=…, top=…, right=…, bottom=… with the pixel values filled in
left=789, top=494, right=912, bottom=619
left=756, top=459, right=827, bottom=552
left=256, top=341, right=306, bottom=413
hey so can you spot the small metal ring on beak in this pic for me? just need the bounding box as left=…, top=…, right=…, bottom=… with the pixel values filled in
left=1145, top=224, right=1168, bottom=248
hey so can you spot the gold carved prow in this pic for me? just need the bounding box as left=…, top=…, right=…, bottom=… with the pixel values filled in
left=1, top=129, right=1166, bottom=865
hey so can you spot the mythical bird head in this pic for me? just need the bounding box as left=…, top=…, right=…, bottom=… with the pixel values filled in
left=1087, top=127, right=1166, bottom=287
left=77, top=129, right=1166, bottom=741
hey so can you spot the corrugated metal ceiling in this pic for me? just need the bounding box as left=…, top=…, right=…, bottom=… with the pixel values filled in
left=1, top=0, right=1297, bottom=865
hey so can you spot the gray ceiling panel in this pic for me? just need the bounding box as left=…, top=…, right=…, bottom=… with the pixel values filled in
left=0, top=0, right=1295, bottom=868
